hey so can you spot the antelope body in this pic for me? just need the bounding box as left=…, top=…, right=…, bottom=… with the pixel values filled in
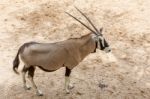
left=13, top=7, right=111, bottom=96
left=20, top=34, right=96, bottom=71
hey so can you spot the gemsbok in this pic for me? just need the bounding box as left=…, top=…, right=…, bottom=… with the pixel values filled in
left=13, top=7, right=111, bottom=96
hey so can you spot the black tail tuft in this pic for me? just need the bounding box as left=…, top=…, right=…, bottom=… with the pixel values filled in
left=13, top=50, right=20, bottom=74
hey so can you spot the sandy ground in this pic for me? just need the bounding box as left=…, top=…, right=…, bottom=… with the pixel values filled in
left=0, top=0, right=150, bottom=99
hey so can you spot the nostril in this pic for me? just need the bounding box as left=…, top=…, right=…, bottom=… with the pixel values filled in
left=108, top=49, right=111, bottom=52
left=104, top=47, right=111, bottom=53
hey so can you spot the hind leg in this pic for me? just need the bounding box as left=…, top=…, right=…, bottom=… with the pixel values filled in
left=28, top=66, right=43, bottom=96
left=22, top=65, right=31, bottom=90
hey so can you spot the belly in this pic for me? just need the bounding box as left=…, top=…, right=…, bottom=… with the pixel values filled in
left=37, top=65, right=62, bottom=72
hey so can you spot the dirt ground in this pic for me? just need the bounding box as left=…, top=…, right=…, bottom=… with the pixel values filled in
left=0, top=0, right=150, bottom=99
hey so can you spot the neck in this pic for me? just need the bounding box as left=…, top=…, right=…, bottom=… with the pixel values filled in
left=79, top=33, right=96, bottom=59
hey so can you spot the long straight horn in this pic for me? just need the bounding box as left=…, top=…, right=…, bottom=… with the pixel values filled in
left=75, top=7, right=99, bottom=35
left=65, top=12, right=97, bottom=35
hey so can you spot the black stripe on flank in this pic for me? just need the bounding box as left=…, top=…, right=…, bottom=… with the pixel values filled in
left=37, top=66, right=57, bottom=72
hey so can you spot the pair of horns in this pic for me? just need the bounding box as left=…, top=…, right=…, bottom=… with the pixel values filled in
left=66, top=7, right=102, bottom=36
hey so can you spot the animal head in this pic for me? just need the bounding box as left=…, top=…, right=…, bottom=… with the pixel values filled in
left=66, top=7, right=111, bottom=53
left=91, top=28, right=111, bottom=53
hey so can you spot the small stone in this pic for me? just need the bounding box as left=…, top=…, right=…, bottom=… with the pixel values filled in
left=99, top=83, right=108, bottom=89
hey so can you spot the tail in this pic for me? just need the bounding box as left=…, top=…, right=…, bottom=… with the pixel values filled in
left=13, top=48, right=21, bottom=74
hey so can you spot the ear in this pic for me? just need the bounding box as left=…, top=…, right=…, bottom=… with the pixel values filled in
left=99, top=27, right=103, bottom=34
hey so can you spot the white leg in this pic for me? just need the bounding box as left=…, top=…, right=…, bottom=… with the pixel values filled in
left=68, top=83, right=74, bottom=89
left=22, top=67, right=31, bottom=90
left=65, top=76, right=70, bottom=94
left=65, top=76, right=74, bottom=94
left=28, top=76, right=43, bottom=96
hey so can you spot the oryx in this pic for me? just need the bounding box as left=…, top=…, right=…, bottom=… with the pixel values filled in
left=13, top=7, right=111, bottom=96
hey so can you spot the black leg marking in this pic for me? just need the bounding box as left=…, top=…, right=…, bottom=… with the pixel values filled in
left=65, top=67, right=71, bottom=77
left=28, top=66, right=35, bottom=78
left=22, top=66, right=28, bottom=72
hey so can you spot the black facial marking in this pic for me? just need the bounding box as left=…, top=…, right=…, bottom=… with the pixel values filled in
left=99, top=39, right=105, bottom=50
left=99, top=38, right=109, bottom=50
left=104, top=39, right=109, bottom=47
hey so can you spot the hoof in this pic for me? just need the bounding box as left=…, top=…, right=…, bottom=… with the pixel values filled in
left=65, top=89, right=70, bottom=94
left=66, top=91, right=70, bottom=94
left=36, top=90, right=43, bottom=96
left=24, top=85, right=31, bottom=90
left=68, top=84, right=74, bottom=89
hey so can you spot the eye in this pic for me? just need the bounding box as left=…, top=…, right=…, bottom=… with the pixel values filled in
left=99, top=38, right=102, bottom=42
left=98, top=37, right=102, bottom=41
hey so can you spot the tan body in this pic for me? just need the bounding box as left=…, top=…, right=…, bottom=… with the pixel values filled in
left=21, top=33, right=95, bottom=70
